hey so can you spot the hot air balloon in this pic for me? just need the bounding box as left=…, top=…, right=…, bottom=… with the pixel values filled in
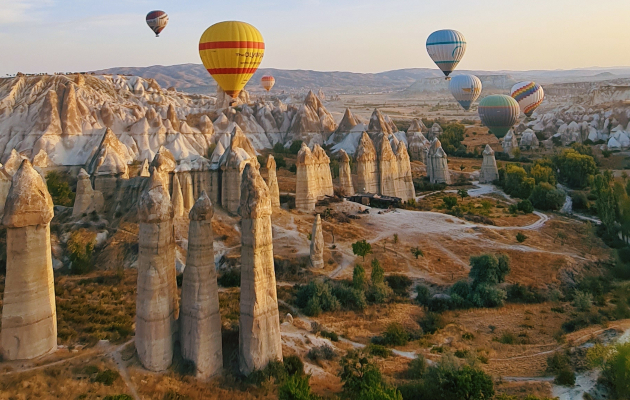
left=146, top=11, right=168, bottom=37
left=426, top=29, right=466, bottom=78
left=199, top=21, right=264, bottom=99
left=510, top=81, right=544, bottom=117
left=449, top=74, right=482, bottom=111
left=478, top=95, right=520, bottom=138
left=261, top=75, right=275, bottom=92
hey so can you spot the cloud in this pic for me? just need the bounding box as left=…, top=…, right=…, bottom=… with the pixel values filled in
left=0, top=0, right=52, bottom=23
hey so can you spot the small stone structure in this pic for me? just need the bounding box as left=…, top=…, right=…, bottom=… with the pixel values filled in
left=238, top=164, right=283, bottom=375
left=180, top=191, right=223, bottom=379
left=426, top=139, right=451, bottom=184
left=479, top=145, right=499, bottom=184
left=1, top=160, right=57, bottom=360
left=310, top=214, right=324, bottom=269
left=136, top=166, right=178, bottom=372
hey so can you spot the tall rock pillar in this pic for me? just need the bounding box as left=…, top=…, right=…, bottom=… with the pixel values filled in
left=378, top=137, right=399, bottom=198
left=295, top=144, right=317, bottom=212
left=266, top=155, right=281, bottom=208
left=180, top=191, right=223, bottom=379
left=395, top=142, right=415, bottom=202
left=310, top=214, right=324, bottom=269
left=238, top=164, right=283, bottom=375
left=136, top=168, right=177, bottom=372
left=338, top=149, right=354, bottom=196
left=479, top=144, right=499, bottom=184
left=1, top=160, right=57, bottom=360
left=72, top=168, right=104, bottom=218
left=356, top=132, right=379, bottom=193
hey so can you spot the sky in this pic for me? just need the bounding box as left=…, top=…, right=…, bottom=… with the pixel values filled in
left=1, top=0, right=630, bottom=75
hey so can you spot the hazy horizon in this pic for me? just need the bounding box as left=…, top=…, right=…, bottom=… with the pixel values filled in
left=2, top=0, right=630, bottom=76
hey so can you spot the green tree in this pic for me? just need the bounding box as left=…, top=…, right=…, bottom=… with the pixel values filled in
left=46, top=171, right=76, bottom=207
left=504, top=164, right=535, bottom=199
left=339, top=350, right=403, bottom=400
left=352, top=239, right=373, bottom=262
left=529, top=183, right=566, bottom=211
left=279, top=374, right=319, bottom=400
left=457, top=189, right=469, bottom=200
left=423, top=363, right=495, bottom=400
left=353, top=264, right=367, bottom=291
left=371, top=258, right=385, bottom=285
left=443, top=196, right=458, bottom=209
left=273, top=142, right=286, bottom=154
left=553, top=149, right=598, bottom=189
left=588, top=343, right=630, bottom=398
left=516, top=232, right=527, bottom=243
left=411, top=247, right=424, bottom=259
left=67, top=229, right=97, bottom=275
left=529, top=163, right=556, bottom=185
left=469, top=254, right=510, bottom=287
left=289, top=140, right=304, bottom=155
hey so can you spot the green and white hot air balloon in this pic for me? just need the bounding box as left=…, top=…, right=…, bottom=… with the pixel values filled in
left=426, top=29, right=467, bottom=78
left=449, top=74, right=482, bottom=111
left=478, top=95, right=520, bottom=138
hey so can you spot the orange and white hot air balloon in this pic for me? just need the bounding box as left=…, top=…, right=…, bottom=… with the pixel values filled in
left=199, top=21, right=264, bottom=99
left=261, top=75, right=275, bottom=92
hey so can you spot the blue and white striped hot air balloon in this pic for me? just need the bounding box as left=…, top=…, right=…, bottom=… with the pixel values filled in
left=449, top=74, right=482, bottom=111
left=426, top=29, right=467, bottom=78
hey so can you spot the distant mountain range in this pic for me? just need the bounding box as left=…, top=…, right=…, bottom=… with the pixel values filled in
left=95, top=64, right=630, bottom=96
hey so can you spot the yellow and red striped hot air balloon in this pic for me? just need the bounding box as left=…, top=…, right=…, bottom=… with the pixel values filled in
left=199, top=21, right=265, bottom=99
left=261, top=75, right=275, bottom=92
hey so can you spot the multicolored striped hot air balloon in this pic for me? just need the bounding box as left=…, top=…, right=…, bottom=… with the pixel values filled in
left=510, top=81, right=545, bottom=117
left=449, top=74, right=482, bottom=111
left=478, top=95, right=520, bottom=138
left=199, top=21, right=265, bottom=99
left=146, top=11, right=168, bottom=37
left=261, top=76, right=275, bottom=92
left=426, top=29, right=466, bottom=78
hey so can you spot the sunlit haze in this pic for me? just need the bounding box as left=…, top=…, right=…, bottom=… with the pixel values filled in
left=1, top=0, right=629, bottom=75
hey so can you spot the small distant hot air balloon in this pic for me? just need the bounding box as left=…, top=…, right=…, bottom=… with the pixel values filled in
left=199, top=21, right=265, bottom=99
left=449, top=74, right=482, bottom=111
left=261, top=75, right=275, bottom=92
left=510, top=81, right=545, bottom=117
left=146, top=11, right=168, bottom=37
left=478, top=95, right=520, bottom=138
left=426, top=29, right=466, bottom=78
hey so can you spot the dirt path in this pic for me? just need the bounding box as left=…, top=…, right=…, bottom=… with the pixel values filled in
left=109, top=340, right=141, bottom=400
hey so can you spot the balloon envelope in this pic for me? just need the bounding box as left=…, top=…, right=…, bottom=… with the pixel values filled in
left=261, top=75, right=275, bottom=92
left=146, top=11, right=168, bottom=37
left=426, top=29, right=466, bottom=77
left=510, top=81, right=544, bottom=117
left=449, top=74, right=482, bottom=110
left=478, top=95, right=520, bottom=138
left=199, top=21, right=265, bottom=99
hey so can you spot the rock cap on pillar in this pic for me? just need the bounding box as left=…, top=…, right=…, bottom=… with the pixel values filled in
left=189, top=190, right=214, bottom=221
left=138, top=169, right=173, bottom=223
left=2, top=159, right=54, bottom=228
left=239, top=163, right=271, bottom=219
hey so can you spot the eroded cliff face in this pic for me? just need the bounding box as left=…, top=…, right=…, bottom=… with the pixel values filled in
left=295, top=143, right=334, bottom=212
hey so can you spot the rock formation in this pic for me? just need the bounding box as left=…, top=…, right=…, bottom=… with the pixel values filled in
left=378, top=137, right=399, bottom=197
left=139, top=158, right=150, bottom=177
left=72, top=168, right=104, bottom=217
left=519, top=129, right=539, bottom=149
left=136, top=166, right=177, bottom=372
left=395, top=142, right=415, bottom=201
left=407, top=118, right=428, bottom=135
left=479, top=145, right=499, bottom=184
left=501, top=130, right=518, bottom=158
left=310, top=214, right=324, bottom=269
left=172, top=174, right=185, bottom=218
left=265, top=155, right=280, bottom=207
left=180, top=191, right=223, bottom=379
left=295, top=144, right=317, bottom=212
left=0, top=168, right=11, bottom=215
left=338, top=149, right=354, bottom=196
left=238, top=164, right=283, bottom=375
left=289, top=90, right=337, bottom=143
left=427, top=123, right=443, bottom=141
left=426, top=139, right=451, bottom=184
left=407, top=131, right=430, bottom=162
left=367, top=109, right=394, bottom=137
left=355, top=132, right=379, bottom=193
left=312, top=145, right=334, bottom=197
left=1, top=160, right=57, bottom=360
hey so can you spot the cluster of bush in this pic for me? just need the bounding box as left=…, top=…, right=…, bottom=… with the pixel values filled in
left=416, top=253, right=511, bottom=312
left=46, top=171, right=76, bottom=207
left=295, top=259, right=396, bottom=316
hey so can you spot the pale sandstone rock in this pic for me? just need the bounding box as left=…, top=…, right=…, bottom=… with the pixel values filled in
left=355, top=132, right=379, bottom=193
left=407, top=118, right=428, bottom=134
left=180, top=191, right=223, bottom=379
left=172, top=174, right=185, bottom=218
left=427, top=123, right=443, bottom=141
left=1, top=160, right=57, bottom=360
left=0, top=168, right=12, bottom=215
left=338, top=149, right=354, bottom=196
left=167, top=104, right=180, bottom=132
left=72, top=168, right=104, bottom=218
left=427, top=139, right=451, bottom=184
left=519, top=129, right=539, bottom=149
left=136, top=168, right=177, bottom=372
left=139, top=159, right=150, bottom=177
left=61, top=84, right=82, bottom=136
left=501, top=130, right=518, bottom=158
left=312, top=145, right=334, bottom=197
left=86, top=128, right=131, bottom=178
left=289, top=91, right=337, bottom=142
left=378, top=137, right=399, bottom=197
left=221, top=127, right=258, bottom=214
left=367, top=109, right=394, bottom=137
left=407, top=132, right=430, bottom=163
left=238, top=164, right=282, bottom=375
left=265, top=155, right=280, bottom=207
left=3, top=149, right=27, bottom=176
left=295, top=143, right=317, bottom=212
left=479, top=145, right=499, bottom=184
left=310, top=214, right=324, bottom=269
left=395, top=142, right=415, bottom=201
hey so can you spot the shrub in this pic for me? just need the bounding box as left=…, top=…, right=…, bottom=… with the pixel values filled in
left=415, top=285, right=431, bottom=307
left=423, top=364, right=494, bottom=400
left=371, top=258, right=385, bottom=285
left=283, top=355, right=305, bottom=377
left=443, top=196, right=458, bottom=209
left=469, top=253, right=510, bottom=287
left=279, top=374, right=318, bottom=400
left=307, top=344, right=337, bottom=361
left=92, top=369, right=120, bottom=386
left=319, top=330, right=339, bottom=342
left=503, top=164, right=535, bottom=199
left=353, top=264, right=367, bottom=290
left=516, top=232, right=528, bottom=243
left=296, top=281, right=340, bottom=316
left=419, top=312, right=445, bottom=334
left=411, top=247, right=424, bottom=259
left=573, top=290, right=593, bottom=312
left=571, top=191, right=589, bottom=210
left=289, top=140, right=303, bottom=155
left=406, top=355, right=427, bottom=379
left=529, top=183, right=566, bottom=211
left=547, top=351, right=571, bottom=374
left=507, top=284, right=546, bottom=304
left=46, top=171, right=75, bottom=207
left=289, top=164, right=297, bottom=173
left=67, top=229, right=97, bottom=275
left=381, top=323, right=410, bottom=346
left=248, top=360, right=289, bottom=386
left=331, top=282, right=367, bottom=311
left=554, top=368, right=576, bottom=386
left=470, top=284, right=506, bottom=308
left=367, top=283, right=393, bottom=304
left=517, top=200, right=534, bottom=214
left=218, top=268, right=240, bottom=287
left=367, top=344, right=393, bottom=358
left=496, top=332, right=516, bottom=345
left=273, top=142, right=286, bottom=154
left=275, top=155, right=287, bottom=168
left=385, top=274, right=413, bottom=297
left=339, top=350, right=402, bottom=399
